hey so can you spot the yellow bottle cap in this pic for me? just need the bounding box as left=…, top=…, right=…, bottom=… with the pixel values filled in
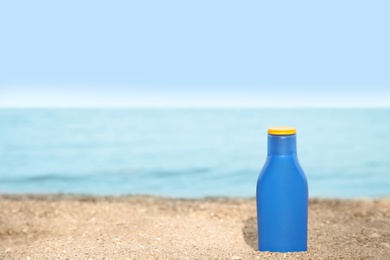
left=268, top=126, right=296, bottom=135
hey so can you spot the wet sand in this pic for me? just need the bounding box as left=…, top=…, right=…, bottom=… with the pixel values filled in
left=1, top=195, right=389, bottom=259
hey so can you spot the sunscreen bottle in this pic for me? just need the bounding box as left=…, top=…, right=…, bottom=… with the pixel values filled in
left=256, top=126, right=308, bottom=252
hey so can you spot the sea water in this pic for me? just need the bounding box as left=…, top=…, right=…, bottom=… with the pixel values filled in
left=0, top=108, right=389, bottom=198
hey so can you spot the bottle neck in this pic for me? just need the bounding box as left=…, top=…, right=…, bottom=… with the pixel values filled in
left=268, top=134, right=297, bottom=156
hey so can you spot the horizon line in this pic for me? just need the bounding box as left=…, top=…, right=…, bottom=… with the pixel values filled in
left=0, top=105, right=389, bottom=109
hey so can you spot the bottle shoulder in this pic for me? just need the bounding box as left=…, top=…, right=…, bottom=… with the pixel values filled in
left=259, top=155, right=306, bottom=179
left=265, top=155, right=301, bottom=165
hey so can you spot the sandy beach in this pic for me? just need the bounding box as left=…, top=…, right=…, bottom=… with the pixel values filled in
left=0, top=195, right=389, bottom=259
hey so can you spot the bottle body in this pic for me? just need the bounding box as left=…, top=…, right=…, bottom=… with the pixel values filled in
left=256, top=133, right=308, bottom=252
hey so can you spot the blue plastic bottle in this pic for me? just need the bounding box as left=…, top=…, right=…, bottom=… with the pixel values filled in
left=256, top=126, right=308, bottom=252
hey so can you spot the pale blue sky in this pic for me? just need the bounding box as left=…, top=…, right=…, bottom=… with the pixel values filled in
left=0, top=0, right=389, bottom=107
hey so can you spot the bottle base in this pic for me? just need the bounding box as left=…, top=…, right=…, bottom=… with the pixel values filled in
left=258, top=246, right=307, bottom=253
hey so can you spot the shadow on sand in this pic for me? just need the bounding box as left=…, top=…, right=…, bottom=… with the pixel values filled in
left=242, top=216, right=258, bottom=251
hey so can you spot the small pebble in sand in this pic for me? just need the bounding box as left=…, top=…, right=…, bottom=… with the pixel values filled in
left=380, top=243, right=390, bottom=249
left=368, top=233, right=380, bottom=238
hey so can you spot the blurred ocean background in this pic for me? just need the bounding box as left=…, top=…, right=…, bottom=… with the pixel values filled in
left=0, top=108, right=389, bottom=198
